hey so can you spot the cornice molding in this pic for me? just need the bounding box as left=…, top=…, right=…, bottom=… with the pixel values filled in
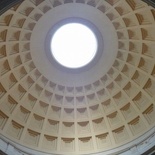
left=142, top=0, right=155, bottom=8
left=0, top=0, right=23, bottom=15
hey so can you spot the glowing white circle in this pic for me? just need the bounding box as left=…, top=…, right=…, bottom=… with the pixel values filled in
left=51, top=23, right=97, bottom=68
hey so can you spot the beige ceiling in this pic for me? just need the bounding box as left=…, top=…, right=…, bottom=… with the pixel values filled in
left=0, top=0, right=155, bottom=155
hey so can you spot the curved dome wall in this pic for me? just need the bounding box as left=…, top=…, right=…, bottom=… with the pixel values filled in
left=0, top=0, right=155, bottom=155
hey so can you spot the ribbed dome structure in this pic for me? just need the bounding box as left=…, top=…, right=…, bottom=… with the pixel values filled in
left=0, top=0, right=155, bottom=155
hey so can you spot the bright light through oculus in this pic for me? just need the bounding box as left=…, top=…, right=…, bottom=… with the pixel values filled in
left=51, top=23, right=97, bottom=68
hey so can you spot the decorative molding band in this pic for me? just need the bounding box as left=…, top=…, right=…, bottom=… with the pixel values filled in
left=142, top=0, right=155, bottom=8
left=0, top=0, right=23, bottom=15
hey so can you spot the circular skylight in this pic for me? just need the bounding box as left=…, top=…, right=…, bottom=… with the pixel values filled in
left=51, top=23, right=97, bottom=68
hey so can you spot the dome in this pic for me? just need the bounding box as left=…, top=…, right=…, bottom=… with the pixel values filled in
left=0, top=0, right=155, bottom=155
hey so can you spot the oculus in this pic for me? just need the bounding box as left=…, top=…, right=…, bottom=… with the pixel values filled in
left=51, top=23, right=97, bottom=68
